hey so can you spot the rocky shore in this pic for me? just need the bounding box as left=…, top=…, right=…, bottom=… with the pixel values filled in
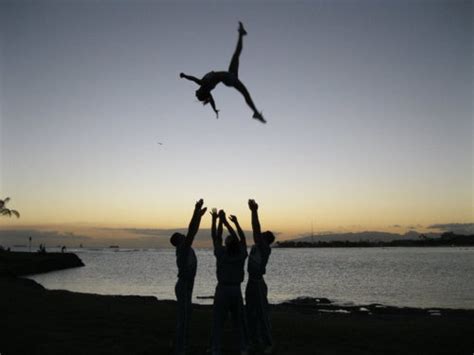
left=0, top=251, right=84, bottom=276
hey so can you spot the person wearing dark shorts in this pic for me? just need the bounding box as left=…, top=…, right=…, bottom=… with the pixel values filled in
left=210, top=209, right=249, bottom=355
left=170, top=199, right=207, bottom=355
left=246, top=199, right=275, bottom=354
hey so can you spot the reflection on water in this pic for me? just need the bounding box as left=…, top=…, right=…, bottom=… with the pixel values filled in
left=27, top=247, right=474, bottom=309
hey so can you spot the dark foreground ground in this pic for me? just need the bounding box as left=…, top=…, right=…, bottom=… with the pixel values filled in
left=0, top=252, right=473, bottom=355
left=1, top=276, right=473, bottom=355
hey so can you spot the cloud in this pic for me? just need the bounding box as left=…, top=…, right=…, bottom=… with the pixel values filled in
left=390, top=224, right=423, bottom=229
left=100, top=227, right=254, bottom=239
left=0, top=228, right=90, bottom=247
left=123, top=228, right=199, bottom=238
left=95, top=227, right=254, bottom=248
left=97, top=227, right=213, bottom=240
left=97, top=227, right=182, bottom=238
left=427, top=223, right=474, bottom=235
left=0, top=225, right=260, bottom=249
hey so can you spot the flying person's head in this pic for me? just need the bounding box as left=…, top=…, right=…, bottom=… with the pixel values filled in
left=170, top=232, right=185, bottom=247
left=225, top=235, right=240, bottom=255
left=262, top=231, right=275, bottom=245
left=195, top=88, right=211, bottom=104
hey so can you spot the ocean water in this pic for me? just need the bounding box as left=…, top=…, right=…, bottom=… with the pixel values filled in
left=26, top=247, right=474, bottom=309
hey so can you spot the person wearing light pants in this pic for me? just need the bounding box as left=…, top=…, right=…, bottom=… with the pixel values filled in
left=170, top=199, right=207, bottom=355
left=245, top=199, right=275, bottom=354
left=210, top=209, right=249, bottom=355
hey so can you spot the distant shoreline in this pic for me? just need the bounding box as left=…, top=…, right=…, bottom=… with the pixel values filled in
left=276, top=232, right=474, bottom=248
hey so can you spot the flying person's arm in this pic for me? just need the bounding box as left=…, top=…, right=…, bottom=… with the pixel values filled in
left=229, top=215, right=246, bottom=248
left=179, top=72, right=202, bottom=85
left=208, top=95, right=219, bottom=118
left=185, top=199, right=207, bottom=247
left=248, top=199, right=262, bottom=245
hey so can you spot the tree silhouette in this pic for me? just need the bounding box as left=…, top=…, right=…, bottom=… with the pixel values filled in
left=0, top=197, right=20, bottom=218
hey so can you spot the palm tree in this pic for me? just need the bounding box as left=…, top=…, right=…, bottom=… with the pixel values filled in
left=0, top=197, right=20, bottom=218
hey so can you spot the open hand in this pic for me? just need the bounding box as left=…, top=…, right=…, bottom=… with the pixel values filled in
left=195, top=199, right=204, bottom=209
left=210, top=208, right=218, bottom=219
left=229, top=215, right=238, bottom=224
left=195, top=199, right=207, bottom=216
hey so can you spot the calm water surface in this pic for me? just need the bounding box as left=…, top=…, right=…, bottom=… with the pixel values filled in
left=26, top=247, right=474, bottom=309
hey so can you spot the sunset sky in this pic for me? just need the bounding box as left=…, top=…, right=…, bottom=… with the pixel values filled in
left=0, top=0, right=472, bottom=247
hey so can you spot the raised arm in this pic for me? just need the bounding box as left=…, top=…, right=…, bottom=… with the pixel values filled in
left=215, top=209, right=224, bottom=247
left=208, top=95, right=219, bottom=118
left=210, top=208, right=219, bottom=246
left=248, top=199, right=262, bottom=245
left=229, top=215, right=246, bottom=248
left=222, top=214, right=238, bottom=240
left=185, top=199, right=207, bottom=247
left=179, top=72, right=202, bottom=85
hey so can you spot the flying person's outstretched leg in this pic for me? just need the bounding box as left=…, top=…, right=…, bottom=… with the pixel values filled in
left=228, top=22, right=247, bottom=77
left=234, top=80, right=266, bottom=123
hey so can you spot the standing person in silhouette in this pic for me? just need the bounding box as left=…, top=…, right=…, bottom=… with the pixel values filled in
left=246, top=199, right=275, bottom=354
left=180, top=22, right=266, bottom=123
left=170, top=199, right=207, bottom=355
left=210, top=209, right=249, bottom=355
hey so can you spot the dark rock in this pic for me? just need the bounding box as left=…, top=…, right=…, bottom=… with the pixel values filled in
left=284, top=296, right=332, bottom=305
left=0, top=251, right=84, bottom=276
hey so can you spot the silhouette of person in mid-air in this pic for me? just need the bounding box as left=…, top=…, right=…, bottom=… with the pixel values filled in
left=210, top=209, right=249, bottom=355
left=246, top=199, right=275, bottom=354
left=170, top=199, right=207, bottom=355
left=180, top=22, right=266, bottom=123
